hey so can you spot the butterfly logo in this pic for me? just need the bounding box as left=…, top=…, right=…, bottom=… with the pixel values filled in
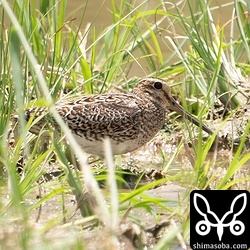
left=193, top=193, right=247, bottom=241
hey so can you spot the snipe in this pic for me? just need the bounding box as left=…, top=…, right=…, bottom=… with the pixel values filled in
left=23, top=78, right=214, bottom=156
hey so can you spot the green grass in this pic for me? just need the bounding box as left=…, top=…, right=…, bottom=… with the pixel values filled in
left=0, top=0, right=249, bottom=249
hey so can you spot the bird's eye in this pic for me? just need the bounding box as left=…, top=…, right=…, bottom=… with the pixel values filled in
left=154, top=81, right=162, bottom=89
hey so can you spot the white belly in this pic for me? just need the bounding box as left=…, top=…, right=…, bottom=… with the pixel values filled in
left=73, top=134, right=145, bottom=156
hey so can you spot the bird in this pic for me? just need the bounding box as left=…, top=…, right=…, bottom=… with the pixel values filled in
left=22, top=78, right=214, bottom=156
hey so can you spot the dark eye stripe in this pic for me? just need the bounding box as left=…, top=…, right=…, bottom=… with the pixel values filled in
left=154, top=81, right=162, bottom=89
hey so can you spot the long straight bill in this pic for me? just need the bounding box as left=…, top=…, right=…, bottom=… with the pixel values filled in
left=169, top=99, right=214, bottom=136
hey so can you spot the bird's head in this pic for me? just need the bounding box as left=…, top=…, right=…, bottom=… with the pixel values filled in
left=133, top=78, right=174, bottom=109
left=133, top=78, right=214, bottom=136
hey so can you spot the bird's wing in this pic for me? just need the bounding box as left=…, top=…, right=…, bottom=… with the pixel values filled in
left=56, top=93, right=143, bottom=141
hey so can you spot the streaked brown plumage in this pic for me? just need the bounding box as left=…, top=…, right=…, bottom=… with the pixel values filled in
left=24, top=78, right=214, bottom=156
